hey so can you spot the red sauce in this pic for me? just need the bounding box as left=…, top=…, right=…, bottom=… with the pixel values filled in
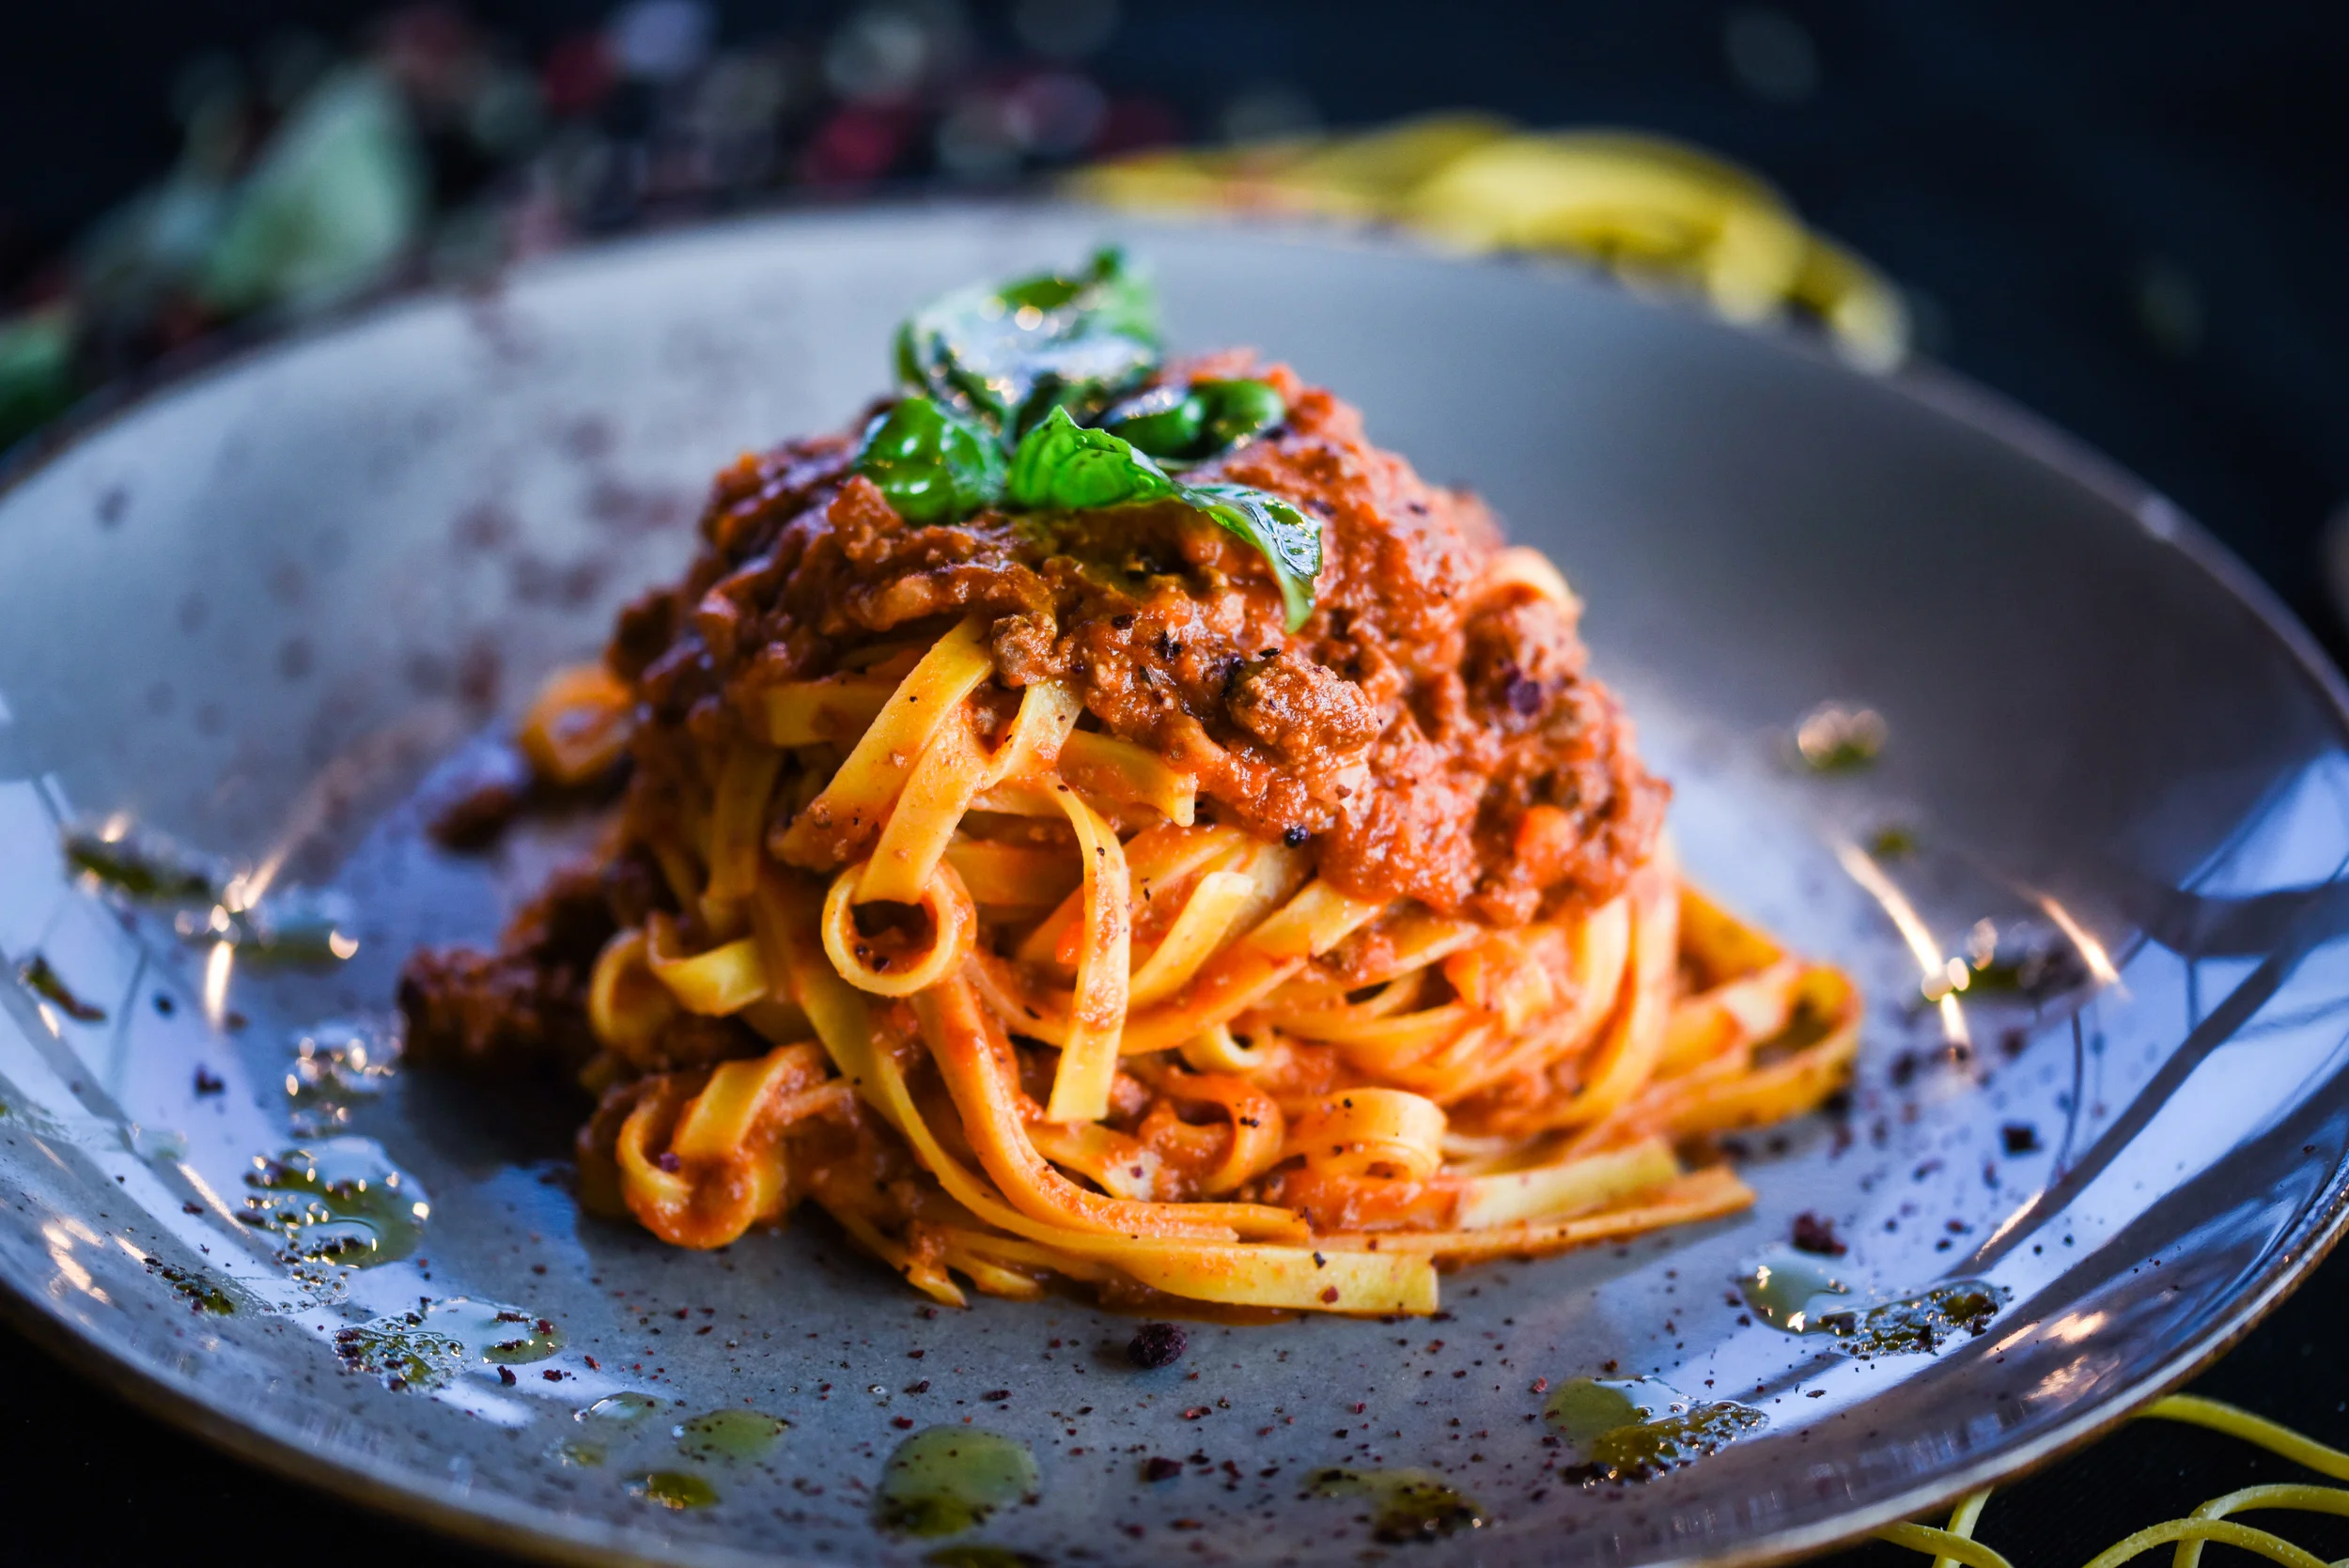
left=635, top=356, right=1665, bottom=925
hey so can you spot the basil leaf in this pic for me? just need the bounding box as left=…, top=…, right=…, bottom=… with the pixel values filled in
left=1006, top=406, right=1179, bottom=511
left=1003, top=244, right=1158, bottom=344
left=851, top=396, right=1006, bottom=524
left=1195, top=379, right=1286, bottom=451
left=1101, top=379, right=1285, bottom=465
left=1182, top=482, right=1323, bottom=631
left=1005, top=411, right=1322, bottom=630
left=878, top=257, right=1320, bottom=625
left=894, top=247, right=1161, bottom=442
left=1098, top=383, right=1205, bottom=459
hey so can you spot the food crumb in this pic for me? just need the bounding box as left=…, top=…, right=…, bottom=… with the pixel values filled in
left=1128, top=1322, right=1188, bottom=1369
left=1791, top=1212, right=1846, bottom=1256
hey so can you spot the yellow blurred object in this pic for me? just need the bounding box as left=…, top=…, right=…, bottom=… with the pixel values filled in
left=1873, top=1395, right=2349, bottom=1568
left=1070, top=115, right=1907, bottom=372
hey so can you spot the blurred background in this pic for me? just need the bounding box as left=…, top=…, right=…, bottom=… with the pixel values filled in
left=4, top=3, right=2348, bottom=1563
left=5, top=2, right=2347, bottom=645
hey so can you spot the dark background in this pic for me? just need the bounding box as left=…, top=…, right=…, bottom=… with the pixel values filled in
left=7, top=1, right=2347, bottom=644
left=5, top=2, right=2349, bottom=1562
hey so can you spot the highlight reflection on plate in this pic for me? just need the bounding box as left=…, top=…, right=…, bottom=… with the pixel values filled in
left=2, top=207, right=2346, bottom=1568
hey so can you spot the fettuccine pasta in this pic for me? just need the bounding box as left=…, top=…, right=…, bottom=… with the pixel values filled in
left=399, top=255, right=1859, bottom=1316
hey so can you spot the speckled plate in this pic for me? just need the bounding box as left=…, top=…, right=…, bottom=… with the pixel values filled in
left=5, top=206, right=2349, bottom=1568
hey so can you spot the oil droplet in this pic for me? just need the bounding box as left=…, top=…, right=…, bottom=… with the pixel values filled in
left=1738, top=1245, right=1852, bottom=1330
left=423, top=1297, right=564, bottom=1364
left=925, top=1548, right=1044, bottom=1568
left=1737, top=1248, right=2006, bottom=1355
left=146, top=1260, right=238, bottom=1315
left=18, top=954, right=106, bottom=1021
left=676, top=1408, right=787, bottom=1463
left=1952, top=923, right=2091, bottom=1005
left=331, top=1298, right=555, bottom=1391
left=552, top=1439, right=605, bottom=1467
left=1866, top=825, right=1920, bottom=859
left=333, top=1319, right=466, bottom=1392
left=286, top=1017, right=399, bottom=1133
left=1542, top=1376, right=1666, bottom=1443
left=1308, top=1467, right=1487, bottom=1544
left=1548, top=1374, right=1769, bottom=1484
left=62, top=820, right=225, bottom=901
left=624, top=1470, right=718, bottom=1510
left=177, top=886, right=359, bottom=965
left=1794, top=704, right=1886, bottom=772
left=0, top=1095, right=64, bottom=1136
left=1813, top=1281, right=2007, bottom=1356
left=580, top=1390, right=665, bottom=1427
left=241, top=1138, right=427, bottom=1266
left=874, top=1427, right=1040, bottom=1538
left=1580, top=1403, right=1768, bottom=1482
left=128, top=1125, right=189, bottom=1162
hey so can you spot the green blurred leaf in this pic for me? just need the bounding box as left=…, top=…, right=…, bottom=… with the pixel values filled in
left=1097, top=382, right=1202, bottom=459
left=1102, top=377, right=1285, bottom=464
left=200, top=68, right=425, bottom=316
left=1195, top=378, right=1287, bottom=452
left=894, top=247, right=1161, bottom=442
left=74, top=176, right=230, bottom=328
left=0, top=310, right=77, bottom=450
left=852, top=396, right=1007, bottom=522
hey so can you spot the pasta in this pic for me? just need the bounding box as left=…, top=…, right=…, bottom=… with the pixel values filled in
left=1875, top=1396, right=2349, bottom=1568
left=400, top=252, right=1859, bottom=1315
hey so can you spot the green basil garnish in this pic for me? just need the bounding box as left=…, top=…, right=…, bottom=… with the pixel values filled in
left=1005, top=406, right=1178, bottom=511
left=868, top=255, right=1324, bottom=629
left=894, top=247, right=1160, bottom=442
left=1006, top=409, right=1323, bottom=631
left=1102, top=378, right=1286, bottom=465
left=1180, top=482, right=1323, bottom=632
left=1197, top=379, right=1286, bottom=453
left=850, top=396, right=1006, bottom=524
left=1097, top=382, right=1202, bottom=459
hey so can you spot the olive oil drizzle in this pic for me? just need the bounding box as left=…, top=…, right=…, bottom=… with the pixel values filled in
left=1306, top=1467, right=1488, bottom=1543
left=1737, top=1247, right=2008, bottom=1355
left=1545, top=1374, right=1769, bottom=1484
left=873, top=1428, right=1040, bottom=1538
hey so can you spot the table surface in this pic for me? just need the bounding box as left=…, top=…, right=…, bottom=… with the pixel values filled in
left=6, top=2, right=2348, bottom=1562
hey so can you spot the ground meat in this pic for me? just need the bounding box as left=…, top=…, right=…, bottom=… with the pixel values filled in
left=398, top=865, right=614, bottom=1073
left=616, top=1013, right=767, bottom=1076
left=1224, top=652, right=1381, bottom=760
left=609, top=586, right=681, bottom=681
left=421, top=742, right=534, bottom=851
left=599, top=848, right=669, bottom=930
left=600, top=356, right=1666, bottom=922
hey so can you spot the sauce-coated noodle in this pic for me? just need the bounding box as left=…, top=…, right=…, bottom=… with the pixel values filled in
left=399, top=281, right=1861, bottom=1315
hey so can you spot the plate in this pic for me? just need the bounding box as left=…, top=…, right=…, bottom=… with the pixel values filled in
left=3, top=205, right=2347, bottom=1568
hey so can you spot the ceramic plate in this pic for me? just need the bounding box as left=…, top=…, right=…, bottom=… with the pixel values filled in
left=4, top=207, right=2347, bottom=1568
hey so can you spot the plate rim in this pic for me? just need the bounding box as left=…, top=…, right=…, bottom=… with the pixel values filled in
left=3, top=196, right=2347, bottom=1568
